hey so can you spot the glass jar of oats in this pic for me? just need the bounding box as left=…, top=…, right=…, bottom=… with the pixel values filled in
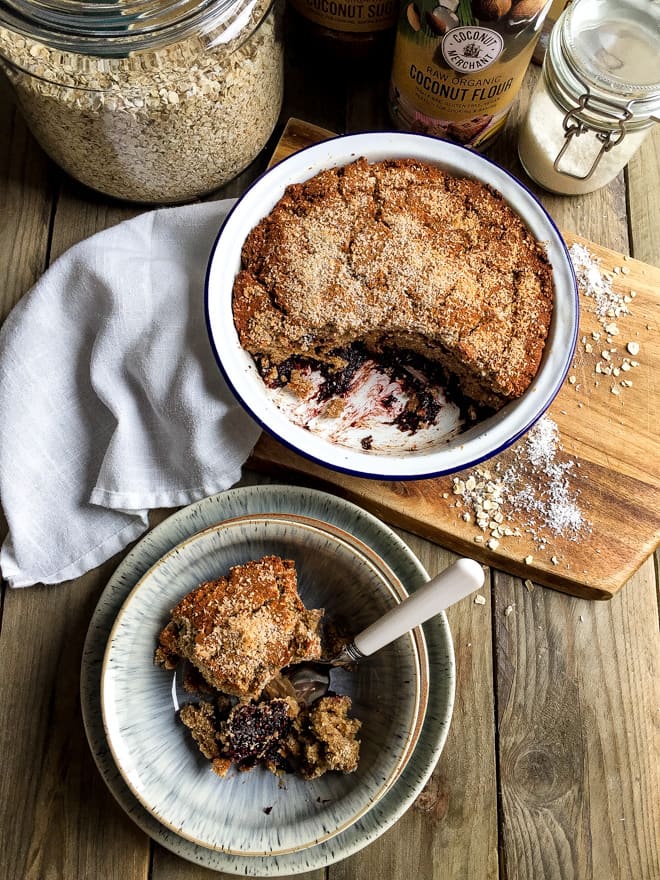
left=0, top=0, right=284, bottom=203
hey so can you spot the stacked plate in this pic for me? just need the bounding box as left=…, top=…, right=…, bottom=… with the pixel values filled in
left=81, top=485, right=456, bottom=876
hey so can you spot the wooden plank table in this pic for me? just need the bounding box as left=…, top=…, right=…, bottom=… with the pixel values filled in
left=1, top=21, right=659, bottom=880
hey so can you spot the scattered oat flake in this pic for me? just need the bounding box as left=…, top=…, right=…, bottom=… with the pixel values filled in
left=524, top=579, right=535, bottom=592
left=569, top=244, right=631, bottom=324
left=626, top=341, right=640, bottom=356
left=449, top=416, right=590, bottom=557
left=474, top=594, right=486, bottom=605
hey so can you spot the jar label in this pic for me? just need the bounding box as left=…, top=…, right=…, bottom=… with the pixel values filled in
left=389, top=0, right=552, bottom=147
left=441, top=26, right=503, bottom=72
left=288, top=0, right=399, bottom=33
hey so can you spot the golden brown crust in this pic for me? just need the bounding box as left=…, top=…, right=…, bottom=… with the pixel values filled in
left=232, top=157, right=554, bottom=408
left=156, top=555, right=323, bottom=699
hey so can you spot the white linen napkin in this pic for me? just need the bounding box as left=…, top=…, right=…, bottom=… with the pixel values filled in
left=0, top=199, right=262, bottom=588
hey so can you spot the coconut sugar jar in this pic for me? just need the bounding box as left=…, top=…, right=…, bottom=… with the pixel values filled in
left=388, top=0, right=553, bottom=148
left=518, top=0, right=660, bottom=195
left=0, top=0, right=284, bottom=203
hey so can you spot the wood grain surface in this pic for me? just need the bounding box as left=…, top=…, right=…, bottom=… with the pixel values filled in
left=0, top=23, right=658, bottom=880
left=248, top=118, right=660, bottom=600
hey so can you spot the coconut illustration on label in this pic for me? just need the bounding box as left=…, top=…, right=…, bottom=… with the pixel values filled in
left=389, top=0, right=552, bottom=148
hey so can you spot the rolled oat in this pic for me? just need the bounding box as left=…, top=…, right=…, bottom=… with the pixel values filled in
left=0, top=0, right=283, bottom=203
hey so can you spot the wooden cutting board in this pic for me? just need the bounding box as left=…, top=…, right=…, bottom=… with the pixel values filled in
left=248, top=119, right=660, bottom=600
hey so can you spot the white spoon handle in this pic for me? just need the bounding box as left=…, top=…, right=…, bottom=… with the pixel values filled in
left=352, top=558, right=484, bottom=658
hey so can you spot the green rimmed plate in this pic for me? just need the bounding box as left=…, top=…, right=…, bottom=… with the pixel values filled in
left=82, top=484, right=455, bottom=876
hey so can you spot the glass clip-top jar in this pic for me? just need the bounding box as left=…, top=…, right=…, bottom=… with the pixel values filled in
left=0, top=0, right=284, bottom=204
left=518, top=0, right=660, bottom=195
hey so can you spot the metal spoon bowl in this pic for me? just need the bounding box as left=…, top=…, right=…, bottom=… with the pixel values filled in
left=286, top=557, right=485, bottom=704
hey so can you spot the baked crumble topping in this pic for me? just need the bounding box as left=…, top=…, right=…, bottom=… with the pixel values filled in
left=155, top=555, right=323, bottom=699
left=285, top=694, right=361, bottom=779
left=232, top=157, right=554, bottom=412
left=156, top=555, right=361, bottom=779
left=179, top=692, right=361, bottom=779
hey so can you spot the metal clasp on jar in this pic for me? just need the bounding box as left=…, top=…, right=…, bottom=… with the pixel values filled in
left=553, top=91, right=635, bottom=181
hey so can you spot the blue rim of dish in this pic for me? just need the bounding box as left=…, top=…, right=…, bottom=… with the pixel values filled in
left=204, top=131, right=579, bottom=481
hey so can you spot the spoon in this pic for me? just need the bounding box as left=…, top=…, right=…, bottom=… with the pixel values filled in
left=287, top=557, right=485, bottom=705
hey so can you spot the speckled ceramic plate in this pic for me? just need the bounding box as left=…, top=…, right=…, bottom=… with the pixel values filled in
left=101, top=513, right=429, bottom=856
left=82, top=485, right=455, bottom=876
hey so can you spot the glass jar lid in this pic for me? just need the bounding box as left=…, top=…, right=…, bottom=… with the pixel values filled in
left=538, top=0, right=659, bottom=183
left=0, top=0, right=263, bottom=55
left=558, top=0, right=660, bottom=119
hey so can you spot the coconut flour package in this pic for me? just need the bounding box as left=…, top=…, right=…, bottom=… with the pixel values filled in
left=389, top=0, right=553, bottom=148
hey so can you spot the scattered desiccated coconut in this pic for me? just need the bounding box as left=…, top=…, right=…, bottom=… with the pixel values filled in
left=452, top=416, right=590, bottom=556
left=448, top=245, right=643, bottom=573
left=569, top=243, right=630, bottom=322
left=474, top=594, right=486, bottom=605
left=524, top=579, right=535, bottom=592
left=504, top=604, right=515, bottom=616
left=568, top=244, right=643, bottom=396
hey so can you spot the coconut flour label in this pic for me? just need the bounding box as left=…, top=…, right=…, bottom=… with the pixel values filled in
left=289, top=0, right=399, bottom=33
left=389, top=0, right=552, bottom=147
